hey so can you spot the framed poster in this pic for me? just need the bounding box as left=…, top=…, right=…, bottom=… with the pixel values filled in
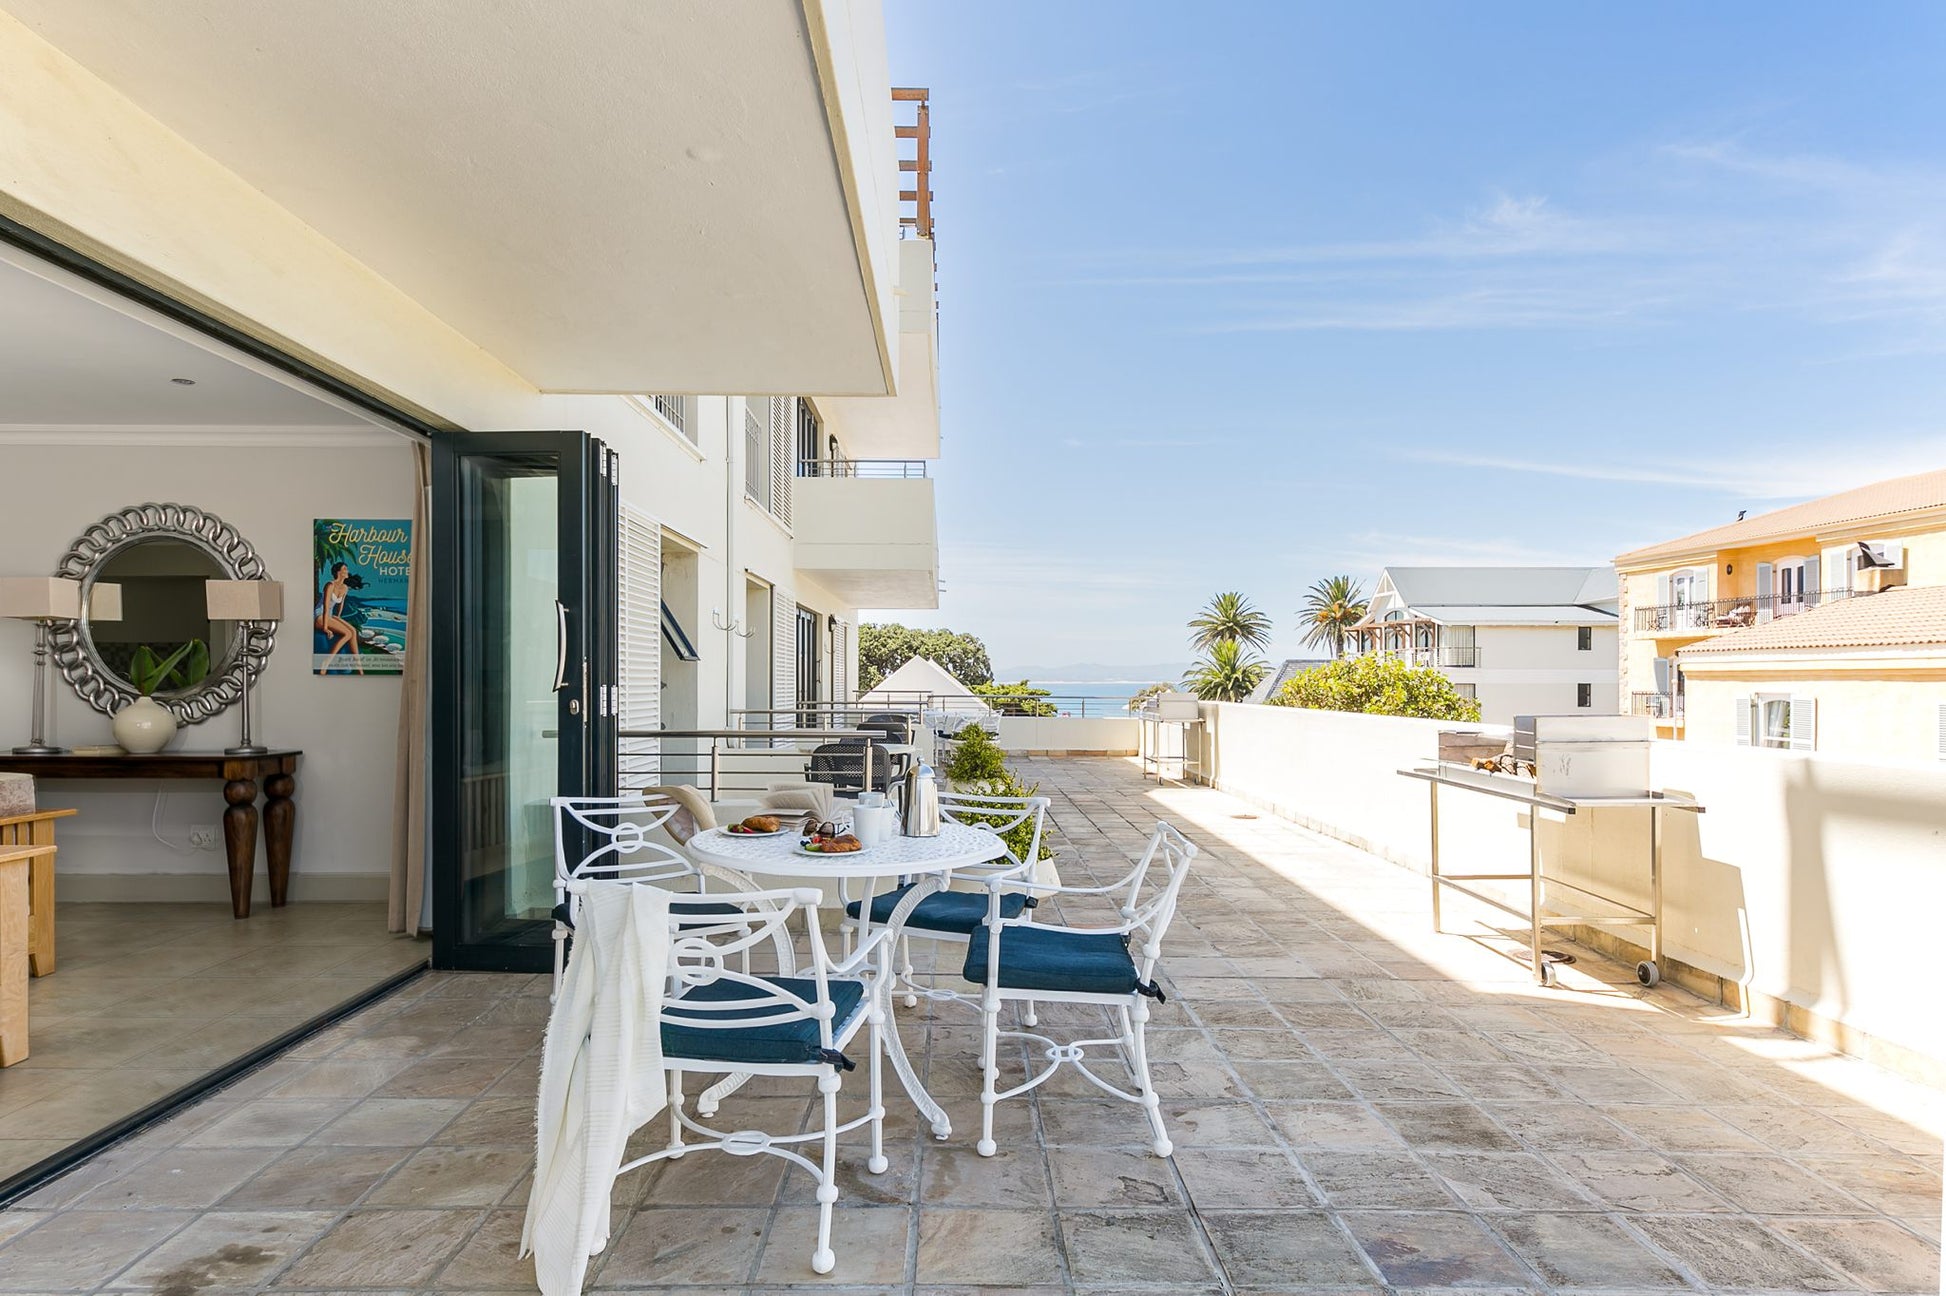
left=313, top=518, right=411, bottom=675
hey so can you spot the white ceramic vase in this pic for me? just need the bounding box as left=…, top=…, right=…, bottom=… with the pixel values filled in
left=112, top=696, right=177, bottom=754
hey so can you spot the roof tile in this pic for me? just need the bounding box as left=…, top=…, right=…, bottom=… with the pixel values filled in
left=1678, top=584, right=1946, bottom=656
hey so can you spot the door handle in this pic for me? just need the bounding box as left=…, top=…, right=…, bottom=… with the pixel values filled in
left=552, top=601, right=570, bottom=692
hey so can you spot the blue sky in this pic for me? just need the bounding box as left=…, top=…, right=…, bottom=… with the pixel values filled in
left=877, top=2, right=1946, bottom=674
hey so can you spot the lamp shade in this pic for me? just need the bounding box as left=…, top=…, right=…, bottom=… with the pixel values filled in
left=206, top=579, right=285, bottom=621
left=88, top=582, right=124, bottom=622
left=0, top=577, right=81, bottom=620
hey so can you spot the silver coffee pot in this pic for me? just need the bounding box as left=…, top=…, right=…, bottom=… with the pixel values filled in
left=900, top=760, right=941, bottom=837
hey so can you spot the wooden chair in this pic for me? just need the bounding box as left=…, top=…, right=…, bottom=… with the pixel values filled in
left=1, top=837, right=57, bottom=1066
left=0, top=808, right=75, bottom=978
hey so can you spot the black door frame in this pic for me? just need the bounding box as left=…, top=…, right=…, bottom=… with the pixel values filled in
left=429, top=431, right=618, bottom=971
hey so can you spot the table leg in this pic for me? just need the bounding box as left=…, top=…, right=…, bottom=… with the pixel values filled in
left=26, top=819, right=54, bottom=977
left=223, top=777, right=259, bottom=919
left=265, top=772, right=296, bottom=908
left=0, top=856, right=29, bottom=1065
left=876, top=878, right=952, bottom=1140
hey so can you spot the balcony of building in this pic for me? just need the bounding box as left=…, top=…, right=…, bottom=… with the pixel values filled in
left=1632, top=586, right=1860, bottom=637
left=791, top=457, right=939, bottom=609
left=6, top=754, right=1937, bottom=1293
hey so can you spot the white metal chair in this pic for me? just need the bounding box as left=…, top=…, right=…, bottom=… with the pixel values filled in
left=614, top=885, right=885, bottom=1276
left=838, top=791, right=1050, bottom=1014
left=963, top=820, right=1197, bottom=1157
left=549, top=794, right=756, bottom=997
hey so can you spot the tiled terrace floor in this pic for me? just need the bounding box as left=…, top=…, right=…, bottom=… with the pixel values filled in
left=1, top=756, right=1940, bottom=1294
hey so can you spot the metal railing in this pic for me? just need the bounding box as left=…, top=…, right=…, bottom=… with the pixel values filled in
left=1630, top=692, right=1685, bottom=722
left=865, top=690, right=1144, bottom=719
left=647, top=394, right=686, bottom=435
left=1351, top=646, right=1480, bottom=669
left=1632, top=586, right=1857, bottom=633
left=617, top=727, right=890, bottom=801
left=795, top=458, right=928, bottom=479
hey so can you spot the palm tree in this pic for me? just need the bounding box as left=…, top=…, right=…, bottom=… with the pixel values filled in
left=1187, top=591, right=1273, bottom=652
left=1299, top=575, right=1369, bottom=658
left=1180, top=639, right=1268, bottom=702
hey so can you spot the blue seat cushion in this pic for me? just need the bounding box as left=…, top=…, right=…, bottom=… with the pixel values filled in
left=962, top=926, right=1142, bottom=996
left=844, top=885, right=1031, bottom=934
left=551, top=897, right=742, bottom=931
left=661, top=976, right=866, bottom=1067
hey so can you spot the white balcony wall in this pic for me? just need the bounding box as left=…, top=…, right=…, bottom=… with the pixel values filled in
left=1196, top=701, right=1946, bottom=1077
left=810, top=238, right=940, bottom=460
left=995, top=716, right=1140, bottom=754
left=792, top=475, right=939, bottom=609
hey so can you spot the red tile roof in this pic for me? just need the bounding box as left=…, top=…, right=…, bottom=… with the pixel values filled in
left=1617, top=468, right=1946, bottom=566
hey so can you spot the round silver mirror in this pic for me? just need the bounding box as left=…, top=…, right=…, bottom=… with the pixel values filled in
left=48, top=503, right=275, bottom=724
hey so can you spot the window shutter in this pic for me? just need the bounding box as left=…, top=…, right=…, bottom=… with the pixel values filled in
left=1788, top=696, right=1816, bottom=751
left=743, top=398, right=767, bottom=505
left=1754, top=563, right=1773, bottom=622
left=1655, top=571, right=1671, bottom=613
left=1936, top=703, right=1946, bottom=761
left=773, top=590, right=797, bottom=724
left=1734, top=696, right=1752, bottom=746
left=1802, top=559, right=1820, bottom=608
left=833, top=620, right=849, bottom=702
left=770, top=397, right=793, bottom=528
left=617, top=505, right=661, bottom=787
left=1652, top=657, right=1671, bottom=693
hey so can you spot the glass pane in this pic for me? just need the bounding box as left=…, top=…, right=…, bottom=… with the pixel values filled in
left=457, top=454, right=560, bottom=951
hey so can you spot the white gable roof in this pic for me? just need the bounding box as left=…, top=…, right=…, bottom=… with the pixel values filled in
left=859, top=656, right=984, bottom=707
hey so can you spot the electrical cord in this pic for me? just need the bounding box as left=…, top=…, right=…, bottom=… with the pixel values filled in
left=151, top=789, right=196, bottom=853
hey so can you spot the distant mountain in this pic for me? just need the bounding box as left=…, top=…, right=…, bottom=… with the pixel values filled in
left=995, top=661, right=1190, bottom=683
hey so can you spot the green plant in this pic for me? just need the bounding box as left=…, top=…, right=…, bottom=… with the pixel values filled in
left=970, top=679, right=1056, bottom=716
left=127, top=639, right=208, bottom=696
left=1270, top=654, right=1481, bottom=720
left=1126, top=681, right=1173, bottom=713
left=856, top=623, right=993, bottom=692
left=1187, top=591, right=1273, bottom=652
left=940, top=724, right=1008, bottom=783
left=1298, top=575, right=1369, bottom=658
left=1181, top=638, right=1268, bottom=702
left=938, top=726, right=1052, bottom=862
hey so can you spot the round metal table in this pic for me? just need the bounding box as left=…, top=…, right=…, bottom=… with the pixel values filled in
left=687, top=821, right=1005, bottom=1138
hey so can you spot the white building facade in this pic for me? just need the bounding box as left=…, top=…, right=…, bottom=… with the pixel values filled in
left=1346, top=567, right=1620, bottom=725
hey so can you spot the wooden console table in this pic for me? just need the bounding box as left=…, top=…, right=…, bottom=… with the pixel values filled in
left=0, top=751, right=300, bottom=919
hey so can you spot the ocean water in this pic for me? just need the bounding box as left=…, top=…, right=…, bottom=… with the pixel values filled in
left=1028, top=680, right=1164, bottom=715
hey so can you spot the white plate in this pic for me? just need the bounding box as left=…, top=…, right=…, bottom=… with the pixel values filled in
left=797, top=841, right=869, bottom=857
left=723, top=826, right=792, bottom=838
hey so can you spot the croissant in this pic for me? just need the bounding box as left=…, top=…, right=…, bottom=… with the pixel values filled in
left=740, top=814, right=781, bottom=833
left=823, top=834, right=863, bottom=853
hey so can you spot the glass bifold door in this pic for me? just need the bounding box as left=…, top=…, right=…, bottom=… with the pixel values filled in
left=431, top=431, right=618, bottom=971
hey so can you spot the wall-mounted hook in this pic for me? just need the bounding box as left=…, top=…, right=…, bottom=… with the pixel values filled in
left=711, top=608, right=755, bottom=639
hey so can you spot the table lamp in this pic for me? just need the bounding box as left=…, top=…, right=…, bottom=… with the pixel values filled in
left=206, top=580, right=284, bottom=755
left=1, top=578, right=121, bottom=755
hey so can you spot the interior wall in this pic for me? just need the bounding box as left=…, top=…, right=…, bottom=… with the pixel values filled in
left=0, top=435, right=415, bottom=895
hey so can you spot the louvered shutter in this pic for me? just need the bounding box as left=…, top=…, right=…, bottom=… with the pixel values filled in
left=1802, top=559, right=1821, bottom=608
left=770, top=397, right=793, bottom=528
left=1788, top=696, right=1816, bottom=751
left=833, top=620, right=849, bottom=702
left=1734, top=697, right=1752, bottom=746
left=617, top=505, right=661, bottom=787
left=1755, top=563, right=1773, bottom=622
left=1936, top=703, right=1946, bottom=761
left=773, top=590, right=797, bottom=727
left=743, top=398, right=767, bottom=505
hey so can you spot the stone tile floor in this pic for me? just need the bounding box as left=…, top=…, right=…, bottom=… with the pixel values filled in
left=0, top=757, right=1940, bottom=1294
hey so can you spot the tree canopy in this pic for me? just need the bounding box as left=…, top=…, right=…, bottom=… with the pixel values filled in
left=1180, top=638, right=1269, bottom=702
left=1187, top=591, right=1273, bottom=652
left=1270, top=654, right=1480, bottom=721
left=856, top=623, right=993, bottom=691
left=1298, top=575, right=1369, bottom=658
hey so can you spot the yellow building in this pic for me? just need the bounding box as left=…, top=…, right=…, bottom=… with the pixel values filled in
left=1614, top=467, right=1946, bottom=735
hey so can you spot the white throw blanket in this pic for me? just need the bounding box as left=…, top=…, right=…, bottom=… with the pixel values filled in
left=522, top=882, right=672, bottom=1296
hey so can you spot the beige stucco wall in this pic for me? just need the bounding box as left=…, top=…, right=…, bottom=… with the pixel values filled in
left=1197, top=701, right=1946, bottom=1074
left=1684, top=668, right=1946, bottom=762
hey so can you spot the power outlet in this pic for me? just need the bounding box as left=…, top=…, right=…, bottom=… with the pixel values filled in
left=187, top=825, right=220, bottom=851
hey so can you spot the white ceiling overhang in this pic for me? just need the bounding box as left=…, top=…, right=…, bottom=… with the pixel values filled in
left=0, top=0, right=901, bottom=398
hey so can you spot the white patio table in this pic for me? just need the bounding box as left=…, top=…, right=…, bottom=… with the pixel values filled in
left=686, top=820, right=1006, bottom=1139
